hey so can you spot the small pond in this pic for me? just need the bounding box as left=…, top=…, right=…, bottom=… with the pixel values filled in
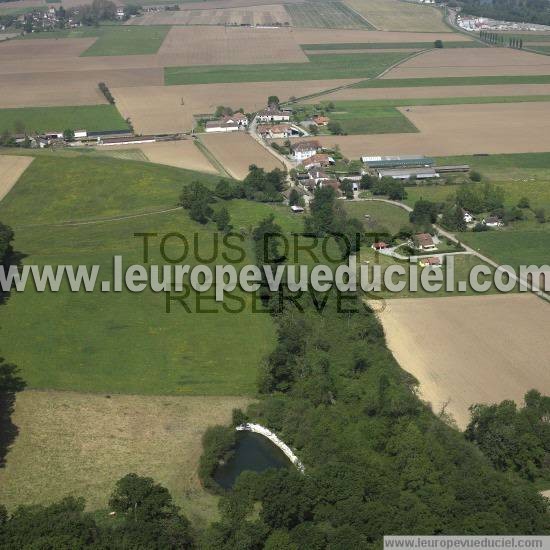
left=214, top=431, right=292, bottom=490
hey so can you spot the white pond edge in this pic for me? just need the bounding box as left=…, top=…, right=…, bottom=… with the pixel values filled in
left=236, top=423, right=305, bottom=473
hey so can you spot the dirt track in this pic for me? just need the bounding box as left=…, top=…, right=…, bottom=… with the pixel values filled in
left=375, top=294, right=550, bottom=429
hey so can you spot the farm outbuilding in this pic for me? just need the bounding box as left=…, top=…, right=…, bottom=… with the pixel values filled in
left=362, top=155, right=434, bottom=168
left=377, top=167, right=439, bottom=180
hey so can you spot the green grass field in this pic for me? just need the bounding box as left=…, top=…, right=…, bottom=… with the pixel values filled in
left=0, top=105, right=129, bottom=134
left=302, top=41, right=481, bottom=50
left=355, top=74, right=550, bottom=88
left=165, top=52, right=411, bottom=85
left=303, top=100, right=418, bottom=134
left=285, top=0, right=374, bottom=29
left=342, top=200, right=411, bottom=234
left=81, top=25, right=170, bottom=56
left=0, top=154, right=308, bottom=395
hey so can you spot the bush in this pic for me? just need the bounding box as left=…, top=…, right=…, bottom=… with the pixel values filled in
left=517, top=196, right=530, bottom=209
left=469, top=170, right=482, bottom=182
left=434, top=39, right=444, bottom=48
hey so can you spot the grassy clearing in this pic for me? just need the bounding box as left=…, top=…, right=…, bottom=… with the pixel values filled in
left=343, top=0, right=449, bottom=32
left=81, top=25, right=170, bottom=56
left=0, top=390, right=252, bottom=525
left=302, top=41, right=480, bottom=50
left=0, top=154, right=310, bottom=395
left=165, top=52, right=410, bottom=85
left=285, top=0, right=373, bottom=29
left=0, top=105, right=129, bottom=134
left=356, top=74, right=550, bottom=88
left=342, top=200, right=411, bottom=234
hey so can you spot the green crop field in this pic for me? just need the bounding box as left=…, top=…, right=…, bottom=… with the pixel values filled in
left=0, top=153, right=307, bottom=396
left=81, top=25, right=170, bottom=56
left=460, top=229, right=550, bottom=270
left=355, top=74, right=550, bottom=88
left=302, top=100, right=417, bottom=134
left=0, top=105, right=129, bottom=134
left=285, top=0, right=374, bottom=29
left=165, top=51, right=410, bottom=85
left=302, top=41, right=481, bottom=50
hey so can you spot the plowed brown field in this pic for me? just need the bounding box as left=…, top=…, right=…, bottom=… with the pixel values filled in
left=0, top=155, right=33, bottom=202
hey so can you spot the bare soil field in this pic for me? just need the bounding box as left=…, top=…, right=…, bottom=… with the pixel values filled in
left=0, top=390, right=252, bottom=524
left=319, top=83, right=550, bottom=101
left=157, top=26, right=307, bottom=65
left=112, top=79, right=359, bottom=134
left=137, top=140, right=218, bottom=174
left=131, top=4, right=290, bottom=26
left=293, top=28, right=470, bottom=43
left=0, top=155, right=33, bottom=201
left=201, top=133, right=283, bottom=179
left=291, top=102, right=550, bottom=157
left=375, top=294, right=550, bottom=429
left=0, top=37, right=96, bottom=59
left=383, top=47, right=550, bottom=79
left=343, top=0, right=449, bottom=32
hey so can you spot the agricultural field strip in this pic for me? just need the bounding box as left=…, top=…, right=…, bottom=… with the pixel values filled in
left=164, top=52, right=412, bottom=85
left=0, top=105, right=130, bottom=134
left=284, top=0, right=374, bottom=30
left=355, top=74, right=550, bottom=88
left=302, top=41, right=483, bottom=50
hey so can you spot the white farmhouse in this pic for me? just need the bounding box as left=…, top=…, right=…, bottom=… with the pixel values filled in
left=291, top=140, right=320, bottom=162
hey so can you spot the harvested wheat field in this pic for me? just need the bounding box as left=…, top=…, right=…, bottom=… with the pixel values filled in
left=294, top=102, right=550, bottom=157
left=138, top=141, right=218, bottom=174
left=157, top=26, right=307, bottom=66
left=0, top=390, right=252, bottom=523
left=344, top=0, right=449, bottom=32
left=383, top=47, right=550, bottom=79
left=131, top=4, right=290, bottom=26
left=375, top=294, right=550, bottom=429
left=318, top=83, right=550, bottom=101
left=113, top=79, right=359, bottom=134
left=0, top=155, right=33, bottom=201
left=201, top=133, right=283, bottom=179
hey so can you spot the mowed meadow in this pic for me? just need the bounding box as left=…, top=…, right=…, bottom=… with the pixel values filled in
left=0, top=153, right=303, bottom=395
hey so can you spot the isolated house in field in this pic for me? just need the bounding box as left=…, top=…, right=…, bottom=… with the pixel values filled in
left=463, top=210, right=474, bottom=223
left=291, top=140, right=320, bottom=161
left=372, top=241, right=388, bottom=251
left=257, top=104, right=290, bottom=123
left=414, top=233, right=437, bottom=251
left=290, top=205, right=305, bottom=213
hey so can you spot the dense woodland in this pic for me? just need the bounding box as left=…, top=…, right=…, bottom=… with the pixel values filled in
left=0, top=186, right=549, bottom=547
left=458, top=0, right=550, bottom=26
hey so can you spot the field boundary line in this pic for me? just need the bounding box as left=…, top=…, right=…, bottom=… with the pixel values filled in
left=374, top=48, right=431, bottom=79
left=194, top=136, right=233, bottom=179
left=340, top=0, right=378, bottom=30
left=14, top=206, right=184, bottom=229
